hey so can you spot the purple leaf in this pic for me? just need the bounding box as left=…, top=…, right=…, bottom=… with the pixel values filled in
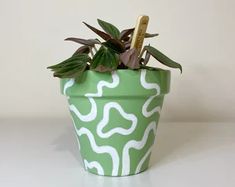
left=145, top=33, right=159, bottom=38
left=143, top=51, right=150, bottom=65
left=120, top=48, right=140, bottom=69
left=145, top=45, right=182, bottom=73
left=119, top=28, right=134, bottom=41
left=83, top=22, right=111, bottom=41
left=65, top=37, right=100, bottom=46
left=124, top=41, right=131, bottom=49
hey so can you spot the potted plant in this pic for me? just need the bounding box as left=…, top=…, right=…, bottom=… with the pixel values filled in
left=47, top=16, right=182, bottom=176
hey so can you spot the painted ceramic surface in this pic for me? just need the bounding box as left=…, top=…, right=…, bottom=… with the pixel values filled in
left=61, top=69, right=170, bottom=176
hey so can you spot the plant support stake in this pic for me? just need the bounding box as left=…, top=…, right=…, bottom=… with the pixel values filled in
left=131, top=15, right=149, bottom=54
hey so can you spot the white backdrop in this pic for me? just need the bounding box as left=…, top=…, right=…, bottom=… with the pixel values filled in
left=0, top=0, right=235, bottom=122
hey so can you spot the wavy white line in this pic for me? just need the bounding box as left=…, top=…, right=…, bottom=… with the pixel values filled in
left=75, top=127, right=119, bottom=176
left=84, top=159, right=104, bottom=175
left=69, top=71, right=120, bottom=122
left=140, top=69, right=161, bottom=117
left=85, top=71, right=119, bottom=98
left=97, top=102, right=137, bottom=138
left=135, top=145, right=154, bottom=174
left=69, top=98, right=97, bottom=122
left=121, top=121, right=156, bottom=176
left=63, top=78, right=75, bottom=95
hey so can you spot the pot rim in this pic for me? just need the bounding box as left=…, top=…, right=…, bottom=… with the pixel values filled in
left=60, top=68, right=171, bottom=97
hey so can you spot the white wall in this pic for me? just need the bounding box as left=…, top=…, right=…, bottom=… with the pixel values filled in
left=0, top=0, right=235, bottom=122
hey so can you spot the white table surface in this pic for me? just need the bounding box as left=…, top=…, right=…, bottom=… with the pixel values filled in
left=0, top=119, right=234, bottom=187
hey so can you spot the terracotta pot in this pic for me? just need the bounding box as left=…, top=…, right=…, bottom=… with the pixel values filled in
left=60, top=69, right=170, bottom=176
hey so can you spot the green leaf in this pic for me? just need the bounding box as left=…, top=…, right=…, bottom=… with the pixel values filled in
left=72, top=46, right=90, bottom=56
left=144, top=45, right=182, bottom=73
left=54, top=63, right=86, bottom=78
left=140, top=64, right=163, bottom=71
left=47, top=58, right=77, bottom=71
left=97, top=19, right=120, bottom=39
left=53, top=60, right=85, bottom=74
left=47, top=54, right=90, bottom=79
left=91, top=46, right=119, bottom=72
left=83, top=22, right=111, bottom=41
left=47, top=54, right=90, bottom=70
left=102, top=39, right=125, bottom=53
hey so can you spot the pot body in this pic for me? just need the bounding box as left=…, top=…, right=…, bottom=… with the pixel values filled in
left=61, top=69, right=170, bottom=176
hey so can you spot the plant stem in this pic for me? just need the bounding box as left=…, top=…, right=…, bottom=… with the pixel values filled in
left=89, top=46, right=94, bottom=57
left=139, top=47, right=146, bottom=58
left=93, top=45, right=98, bottom=52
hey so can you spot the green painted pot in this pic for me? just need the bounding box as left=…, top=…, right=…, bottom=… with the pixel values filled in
left=60, top=69, right=170, bottom=176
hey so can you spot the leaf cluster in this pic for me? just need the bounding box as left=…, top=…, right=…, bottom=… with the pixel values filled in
left=48, top=19, right=182, bottom=81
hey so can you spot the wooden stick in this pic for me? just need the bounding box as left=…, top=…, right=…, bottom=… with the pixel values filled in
left=131, top=15, right=149, bottom=54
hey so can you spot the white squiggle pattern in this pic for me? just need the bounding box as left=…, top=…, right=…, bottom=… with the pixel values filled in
left=69, top=71, right=120, bottom=122
left=63, top=79, right=75, bottom=95
left=135, top=145, right=154, bottom=174
left=69, top=98, right=97, bottom=122
left=97, top=102, right=137, bottom=138
left=84, top=159, right=104, bottom=175
left=140, top=69, right=161, bottom=117
left=75, top=127, right=119, bottom=176
left=121, top=121, right=156, bottom=176
left=85, top=71, right=120, bottom=98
